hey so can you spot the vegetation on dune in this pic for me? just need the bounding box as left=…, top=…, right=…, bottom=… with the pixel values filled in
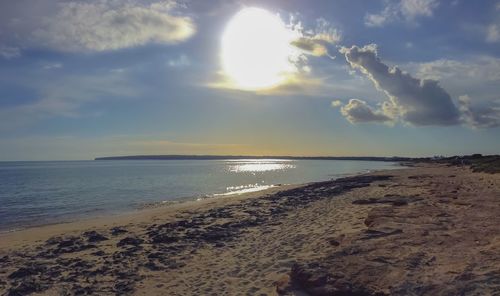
left=434, top=154, right=500, bottom=174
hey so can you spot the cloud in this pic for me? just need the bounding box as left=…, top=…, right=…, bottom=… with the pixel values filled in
left=42, top=62, right=63, bottom=70
left=290, top=17, right=340, bottom=58
left=459, top=95, right=500, bottom=128
left=337, top=99, right=392, bottom=124
left=311, top=18, right=342, bottom=44
left=339, top=44, right=461, bottom=126
left=486, top=24, right=500, bottom=43
left=365, top=0, right=439, bottom=27
left=482, top=1, right=500, bottom=43
left=2, top=0, right=195, bottom=53
left=412, top=57, right=500, bottom=82
left=331, top=100, right=343, bottom=107
left=336, top=45, right=500, bottom=129
left=291, top=38, right=330, bottom=57
left=0, top=46, right=21, bottom=59
left=405, top=56, right=500, bottom=104
left=167, top=54, right=191, bottom=67
left=400, top=0, right=438, bottom=19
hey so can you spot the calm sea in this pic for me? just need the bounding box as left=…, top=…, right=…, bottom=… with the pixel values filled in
left=0, top=159, right=398, bottom=231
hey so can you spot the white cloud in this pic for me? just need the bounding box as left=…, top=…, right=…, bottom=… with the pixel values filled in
left=482, top=1, right=500, bottom=43
left=291, top=38, right=330, bottom=57
left=311, top=18, right=342, bottom=44
left=459, top=95, right=500, bottom=128
left=289, top=16, right=341, bottom=58
left=365, top=0, right=439, bottom=27
left=365, top=13, right=390, bottom=27
left=486, top=24, right=500, bottom=42
left=406, top=56, right=500, bottom=105
left=2, top=0, right=195, bottom=53
left=412, top=57, right=500, bottom=82
left=331, top=100, right=343, bottom=107
left=167, top=54, right=191, bottom=67
left=0, top=46, right=21, bottom=59
left=42, top=62, right=63, bottom=70
left=110, top=68, right=126, bottom=74
left=339, top=44, right=461, bottom=126
left=338, top=99, right=393, bottom=124
left=400, top=0, right=438, bottom=19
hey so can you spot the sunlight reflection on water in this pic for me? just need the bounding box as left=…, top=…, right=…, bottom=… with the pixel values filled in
left=212, top=183, right=276, bottom=197
left=226, top=159, right=296, bottom=173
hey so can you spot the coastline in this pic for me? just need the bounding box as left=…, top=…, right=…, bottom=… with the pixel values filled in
left=0, top=160, right=400, bottom=235
left=1, top=163, right=498, bottom=295
left=0, top=183, right=303, bottom=250
left=0, top=164, right=399, bottom=238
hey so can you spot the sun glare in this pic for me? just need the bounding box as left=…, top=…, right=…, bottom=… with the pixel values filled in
left=221, top=8, right=299, bottom=90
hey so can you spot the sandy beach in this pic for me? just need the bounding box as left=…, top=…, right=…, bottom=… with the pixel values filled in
left=1, top=163, right=499, bottom=295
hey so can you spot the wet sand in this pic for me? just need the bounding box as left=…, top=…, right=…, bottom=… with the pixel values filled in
left=1, top=163, right=499, bottom=295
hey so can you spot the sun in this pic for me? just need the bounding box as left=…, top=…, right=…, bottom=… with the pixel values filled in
left=221, top=8, right=300, bottom=90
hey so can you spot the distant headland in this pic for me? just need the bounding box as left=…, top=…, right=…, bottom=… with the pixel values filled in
left=94, top=154, right=500, bottom=173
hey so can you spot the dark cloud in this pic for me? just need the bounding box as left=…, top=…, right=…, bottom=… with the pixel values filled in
left=336, top=44, right=500, bottom=129
left=339, top=44, right=462, bottom=126
left=337, top=99, right=392, bottom=124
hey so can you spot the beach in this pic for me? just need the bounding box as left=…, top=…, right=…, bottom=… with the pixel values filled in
left=1, top=163, right=499, bottom=295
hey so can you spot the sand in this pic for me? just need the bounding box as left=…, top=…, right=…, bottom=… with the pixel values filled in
left=0, top=163, right=499, bottom=295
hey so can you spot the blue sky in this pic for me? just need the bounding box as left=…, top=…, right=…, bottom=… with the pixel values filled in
left=0, top=0, right=499, bottom=160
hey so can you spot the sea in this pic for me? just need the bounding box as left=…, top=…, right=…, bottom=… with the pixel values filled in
left=0, top=159, right=399, bottom=232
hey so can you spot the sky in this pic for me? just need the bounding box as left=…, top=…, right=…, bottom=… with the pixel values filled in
left=0, top=0, right=499, bottom=160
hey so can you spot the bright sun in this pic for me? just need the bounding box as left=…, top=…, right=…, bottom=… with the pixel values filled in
left=221, top=8, right=299, bottom=90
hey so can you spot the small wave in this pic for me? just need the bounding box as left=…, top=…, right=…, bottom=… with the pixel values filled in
left=0, top=227, right=24, bottom=234
left=138, top=200, right=181, bottom=209
left=212, top=184, right=276, bottom=197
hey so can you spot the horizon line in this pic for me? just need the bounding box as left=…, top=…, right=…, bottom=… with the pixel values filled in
left=94, top=154, right=426, bottom=161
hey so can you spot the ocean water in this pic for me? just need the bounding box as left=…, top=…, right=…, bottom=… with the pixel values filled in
left=0, top=159, right=398, bottom=231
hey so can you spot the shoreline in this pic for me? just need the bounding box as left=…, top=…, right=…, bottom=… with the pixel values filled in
left=2, top=163, right=498, bottom=295
left=0, top=183, right=304, bottom=250
left=0, top=165, right=399, bottom=237
left=0, top=181, right=302, bottom=236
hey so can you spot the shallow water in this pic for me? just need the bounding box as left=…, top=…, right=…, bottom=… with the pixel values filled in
left=0, top=159, right=398, bottom=231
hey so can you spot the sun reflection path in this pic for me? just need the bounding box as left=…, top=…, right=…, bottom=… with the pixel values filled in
left=226, top=159, right=296, bottom=173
